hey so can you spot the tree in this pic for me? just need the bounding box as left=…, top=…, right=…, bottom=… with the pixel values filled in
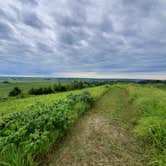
left=9, top=87, right=22, bottom=96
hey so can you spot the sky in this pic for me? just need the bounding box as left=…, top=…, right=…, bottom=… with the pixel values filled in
left=0, top=0, right=166, bottom=79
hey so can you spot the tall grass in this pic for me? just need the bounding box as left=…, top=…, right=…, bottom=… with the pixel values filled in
left=0, top=86, right=109, bottom=165
left=128, top=85, right=166, bottom=165
left=0, top=85, right=108, bottom=117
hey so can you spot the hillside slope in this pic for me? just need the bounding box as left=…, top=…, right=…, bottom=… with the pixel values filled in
left=44, top=86, right=148, bottom=166
left=0, top=85, right=108, bottom=116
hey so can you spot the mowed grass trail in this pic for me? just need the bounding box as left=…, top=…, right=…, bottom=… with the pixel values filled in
left=45, top=86, right=147, bottom=166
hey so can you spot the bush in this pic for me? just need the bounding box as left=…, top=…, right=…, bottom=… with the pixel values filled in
left=2, top=81, right=10, bottom=84
left=9, top=87, right=22, bottom=97
left=29, top=87, right=54, bottom=95
left=28, top=81, right=108, bottom=96
left=0, top=92, right=94, bottom=165
left=53, top=83, right=67, bottom=92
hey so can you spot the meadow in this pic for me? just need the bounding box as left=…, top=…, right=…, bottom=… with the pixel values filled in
left=0, top=84, right=109, bottom=165
left=127, top=84, right=166, bottom=165
left=0, top=81, right=71, bottom=98
left=0, top=85, right=108, bottom=117
left=0, top=82, right=58, bottom=98
left=0, top=77, right=109, bottom=98
left=0, top=80, right=166, bottom=165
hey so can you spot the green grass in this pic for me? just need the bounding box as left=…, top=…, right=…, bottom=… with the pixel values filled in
left=125, top=84, right=166, bottom=165
left=0, top=85, right=109, bottom=166
left=47, top=85, right=147, bottom=165
left=0, top=82, right=165, bottom=165
left=0, top=81, right=59, bottom=98
left=0, top=85, right=109, bottom=117
left=107, top=84, right=166, bottom=165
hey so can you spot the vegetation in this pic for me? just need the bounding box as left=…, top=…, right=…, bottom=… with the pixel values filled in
left=46, top=86, right=145, bottom=165
left=0, top=92, right=93, bottom=165
left=29, top=86, right=54, bottom=95
left=28, top=81, right=105, bottom=95
left=0, top=81, right=57, bottom=98
left=0, top=80, right=108, bottom=99
left=28, top=81, right=82, bottom=95
left=0, top=85, right=109, bottom=165
left=127, top=85, right=166, bottom=165
left=0, top=85, right=108, bottom=117
left=45, top=84, right=166, bottom=165
left=9, top=87, right=22, bottom=97
left=0, top=80, right=166, bottom=165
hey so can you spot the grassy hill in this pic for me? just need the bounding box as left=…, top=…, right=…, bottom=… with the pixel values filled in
left=0, top=83, right=166, bottom=165
left=0, top=85, right=108, bottom=117
left=45, top=84, right=166, bottom=166
left=0, top=82, right=58, bottom=98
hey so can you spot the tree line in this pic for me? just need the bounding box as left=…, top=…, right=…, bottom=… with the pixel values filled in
left=8, top=81, right=107, bottom=97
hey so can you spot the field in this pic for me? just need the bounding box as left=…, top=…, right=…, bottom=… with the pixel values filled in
left=0, top=80, right=166, bottom=165
left=0, top=85, right=108, bottom=117
left=0, top=77, right=109, bottom=98
left=0, top=81, right=64, bottom=98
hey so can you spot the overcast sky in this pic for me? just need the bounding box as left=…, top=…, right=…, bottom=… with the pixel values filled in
left=0, top=0, right=166, bottom=79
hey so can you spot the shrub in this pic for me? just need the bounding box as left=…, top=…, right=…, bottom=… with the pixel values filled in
left=2, top=81, right=10, bottom=84
left=9, top=87, right=22, bottom=97
left=53, top=83, right=67, bottom=92
left=0, top=92, right=94, bottom=165
left=29, top=87, right=54, bottom=95
left=28, top=81, right=108, bottom=96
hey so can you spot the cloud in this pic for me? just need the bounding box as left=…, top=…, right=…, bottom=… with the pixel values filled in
left=18, top=0, right=38, bottom=6
left=0, top=0, right=166, bottom=79
left=0, top=21, right=14, bottom=39
left=57, top=72, right=166, bottom=80
left=22, top=11, right=45, bottom=29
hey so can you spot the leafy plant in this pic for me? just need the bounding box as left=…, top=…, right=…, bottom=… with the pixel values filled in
left=9, top=87, right=22, bottom=97
left=0, top=92, right=94, bottom=165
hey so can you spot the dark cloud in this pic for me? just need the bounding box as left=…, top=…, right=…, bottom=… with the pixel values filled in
left=99, top=18, right=114, bottom=33
left=22, top=12, right=45, bottom=29
left=0, top=9, right=7, bottom=19
left=55, top=15, right=85, bottom=28
left=0, top=21, right=13, bottom=39
left=36, top=42, right=54, bottom=53
left=0, top=0, right=166, bottom=78
left=18, top=0, right=38, bottom=6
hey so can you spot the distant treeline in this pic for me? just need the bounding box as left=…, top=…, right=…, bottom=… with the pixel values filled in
left=8, top=81, right=108, bottom=97
left=137, top=80, right=166, bottom=84
left=28, top=81, right=106, bottom=95
left=7, top=79, right=166, bottom=97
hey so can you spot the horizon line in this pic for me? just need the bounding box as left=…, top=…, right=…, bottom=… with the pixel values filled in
left=0, top=73, right=166, bottom=80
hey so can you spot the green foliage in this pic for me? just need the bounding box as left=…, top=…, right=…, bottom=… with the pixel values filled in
left=2, top=81, right=10, bottom=84
left=0, top=144, right=36, bottom=166
left=0, top=81, right=58, bottom=98
left=128, top=85, right=166, bottom=165
left=53, top=82, right=67, bottom=92
left=0, top=85, right=108, bottom=116
left=8, top=87, right=22, bottom=97
left=134, top=117, right=166, bottom=150
left=0, top=92, right=94, bottom=165
left=29, top=86, right=54, bottom=95
left=28, top=81, right=106, bottom=96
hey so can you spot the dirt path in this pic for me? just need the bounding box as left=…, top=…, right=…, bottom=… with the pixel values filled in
left=44, top=86, right=147, bottom=166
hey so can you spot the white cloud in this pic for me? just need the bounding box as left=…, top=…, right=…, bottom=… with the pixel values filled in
left=56, top=72, right=166, bottom=80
